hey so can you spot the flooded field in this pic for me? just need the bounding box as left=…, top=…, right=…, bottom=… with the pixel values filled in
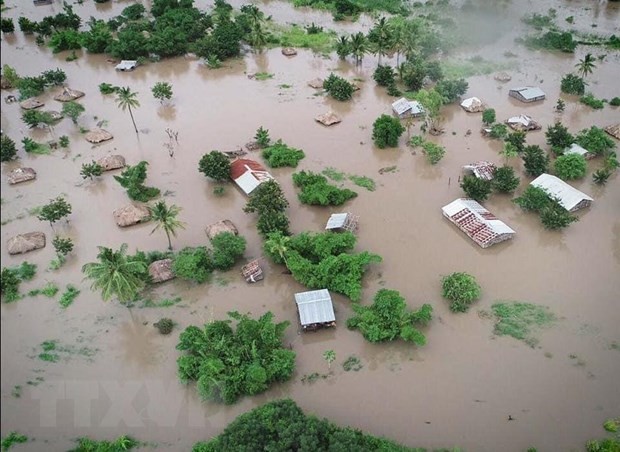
left=1, top=0, right=619, bottom=450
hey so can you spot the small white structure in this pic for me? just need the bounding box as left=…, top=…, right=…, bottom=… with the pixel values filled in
left=391, top=98, right=425, bottom=119
left=442, top=198, right=516, bottom=248
left=530, top=174, right=593, bottom=212
left=460, top=97, right=485, bottom=113
left=509, top=87, right=546, bottom=103
left=230, top=158, right=274, bottom=196
left=463, top=161, right=496, bottom=181
left=325, top=213, right=359, bottom=233
left=564, top=143, right=593, bottom=159
left=506, top=114, right=541, bottom=131
left=294, top=289, right=336, bottom=331
left=115, top=60, right=138, bottom=71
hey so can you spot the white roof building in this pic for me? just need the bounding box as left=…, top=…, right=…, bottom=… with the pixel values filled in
left=509, top=86, right=546, bottom=103
left=230, top=159, right=274, bottom=196
left=463, top=161, right=497, bottom=181
left=530, top=174, right=593, bottom=212
left=115, top=60, right=138, bottom=71
left=506, top=114, right=541, bottom=131
left=391, top=98, right=425, bottom=118
left=442, top=198, right=516, bottom=248
left=294, top=289, right=336, bottom=330
left=460, top=97, right=485, bottom=113
left=563, top=143, right=591, bottom=158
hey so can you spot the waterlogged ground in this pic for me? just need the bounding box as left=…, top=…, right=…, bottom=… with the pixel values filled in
left=1, top=0, right=619, bottom=451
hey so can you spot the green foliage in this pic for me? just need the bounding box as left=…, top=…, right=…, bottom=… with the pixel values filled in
left=373, top=64, right=395, bottom=87
left=347, top=289, right=432, bottom=345
left=514, top=186, right=553, bottom=212
left=244, top=180, right=290, bottom=237
left=81, top=19, right=113, bottom=53
left=176, top=312, right=295, bottom=404
left=348, top=174, right=376, bottom=191
left=193, top=399, right=418, bottom=451
left=323, top=349, right=336, bottom=369
left=154, top=318, right=174, bottom=335
left=59, top=135, right=69, bottom=148
left=98, top=83, right=118, bottom=95
left=546, top=122, right=574, bottom=155
left=585, top=437, right=620, bottom=452
left=106, top=26, right=149, bottom=60
left=441, top=272, right=481, bottom=313
left=525, top=30, right=576, bottom=52
left=560, top=73, right=585, bottom=95
left=491, top=301, right=555, bottom=347
left=37, top=196, right=72, bottom=227
left=148, top=200, right=185, bottom=250
left=1, top=262, right=37, bottom=303
left=254, top=127, right=270, bottom=148
left=114, top=161, right=160, bottom=202
left=22, top=110, right=57, bottom=129
left=540, top=203, right=578, bottom=230
left=22, top=137, right=50, bottom=155
left=342, top=355, right=362, bottom=371
left=262, top=140, right=306, bottom=168
left=482, top=108, right=496, bottom=126
left=0, top=431, right=28, bottom=450
left=435, top=78, right=468, bottom=103
left=323, top=73, right=355, bottom=101
left=81, top=161, right=103, bottom=180
left=48, top=29, right=82, bottom=53
left=18, top=17, right=38, bottom=34
left=492, top=165, right=520, bottom=193
left=522, top=11, right=555, bottom=29
left=198, top=151, right=231, bottom=182
left=122, top=3, right=146, bottom=20
left=0, top=135, right=17, bottom=162
left=522, top=145, right=550, bottom=177
left=580, top=93, right=605, bottom=110
left=192, top=18, right=242, bottom=60
left=211, top=232, right=246, bottom=271
left=593, top=169, right=611, bottom=185
left=372, top=114, right=405, bottom=148
left=173, top=247, right=213, bottom=283
left=62, top=101, right=85, bottom=124
left=292, top=171, right=357, bottom=206
left=322, top=167, right=346, bottom=181
left=603, top=419, right=619, bottom=433
left=2, top=65, right=20, bottom=89
left=1, top=18, right=15, bottom=33
left=152, top=82, right=173, bottom=102
left=460, top=175, right=491, bottom=202
left=554, top=153, right=587, bottom=180
left=505, top=131, right=526, bottom=155
left=610, top=97, right=620, bottom=107
left=488, top=123, right=508, bottom=140
left=28, top=282, right=60, bottom=298
left=575, top=127, right=616, bottom=156
left=69, top=435, right=139, bottom=451
left=421, top=141, right=446, bottom=164
left=53, top=236, right=74, bottom=257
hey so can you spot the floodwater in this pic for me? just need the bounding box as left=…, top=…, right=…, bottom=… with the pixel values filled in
left=1, top=0, right=619, bottom=451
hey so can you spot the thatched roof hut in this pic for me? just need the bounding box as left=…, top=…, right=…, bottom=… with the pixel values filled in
left=113, top=204, right=150, bottom=227
left=307, top=78, right=324, bottom=89
left=7, top=232, right=46, bottom=255
left=8, top=167, right=37, bottom=185
left=148, top=259, right=175, bottom=283
left=605, top=124, right=620, bottom=140
left=205, top=219, right=238, bottom=240
left=282, top=47, right=297, bottom=56
left=97, top=154, right=126, bottom=171
left=53, top=87, right=85, bottom=102
left=494, top=72, right=512, bottom=82
left=19, top=98, right=44, bottom=110
left=315, top=111, right=342, bottom=126
left=85, top=129, right=113, bottom=144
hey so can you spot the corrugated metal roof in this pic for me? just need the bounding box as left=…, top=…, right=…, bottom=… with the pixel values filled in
left=564, top=143, right=589, bottom=156
left=507, top=114, right=534, bottom=127
left=392, top=98, right=411, bottom=115
left=234, top=171, right=262, bottom=195
left=115, top=60, right=138, bottom=71
left=230, top=158, right=267, bottom=180
left=510, top=86, right=546, bottom=100
left=325, top=213, right=349, bottom=229
left=294, top=289, right=335, bottom=326
left=409, top=100, right=425, bottom=116
left=463, top=161, right=496, bottom=181
left=530, top=174, right=593, bottom=212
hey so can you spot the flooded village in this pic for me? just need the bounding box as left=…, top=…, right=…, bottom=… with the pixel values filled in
left=1, top=0, right=619, bottom=451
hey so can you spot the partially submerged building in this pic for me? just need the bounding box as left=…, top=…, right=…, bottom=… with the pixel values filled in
left=604, top=123, right=619, bottom=140
left=241, top=259, right=263, bottom=283
left=442, top=198, right=516, bottom=248
left=530, top=174, right=593, bottom=212
left=463, top=161, right=496, bottom=181
left=460, top=97, right=485, bottom=113
left=294, top=289, right=336, bottom=331
left=230, top=158, right=274, bottom=196
left=508, top=87, right=546, bottom=103
left=506, top=114, right=541, bottom=131
left=325, top=213, right=359, bottom=233
left=392, top=98, right=425, bottom=119
left=564, top=143, right=593, bottom=159
left=115, top=60, right=138, bottom=71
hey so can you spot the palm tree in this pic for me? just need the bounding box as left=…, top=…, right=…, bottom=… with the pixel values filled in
left=349, top=32, right=368, bottom=66
left=391, top=23, right=406, bottom=66
left=264, top=233, right=290, bottom=265
left=575, top=53, right=596, bottom=79
left=115, top=87, right=140, bottom=134
left=369, top=17, right=392, bottom=65
left=336, top=35, right=350, bottom=60
left=148, top=200, right=185, bottom=250
left=82, top=243, right=147, bottom=303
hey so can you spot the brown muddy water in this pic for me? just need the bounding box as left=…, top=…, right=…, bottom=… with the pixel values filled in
left=1, top=0, right=619, bottom=451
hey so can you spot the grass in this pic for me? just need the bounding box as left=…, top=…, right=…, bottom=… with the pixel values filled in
left=269, top=24, right=336, bottom=54
left=59, top=285, right=80, bottom=308
left=254, top=72, right=274, bottom=81
left=71, top=436, right=140, bottom=451
left=139, top=297, right=181, bottom=308
left=278, top=84, right=293, bottom=89
left=603, top=418, right=619, bottom=433
left=28, top=282, right=59, bottom=298
left=491, top=301, right=556, bottom=347
left=322, top=167, right=346, bottom=182
left=342, top=355, right=363, bottom=371
left=348, top=175, right=376, bottom=191
left=580, top=93, right=605, bottom=110
left=1, top=431, right=28, bottom=450
left=38, top=340, right=60, bottom=362
left=23, top=140, right=52, bottom=155
left=441, top=56, right=516, bottom=79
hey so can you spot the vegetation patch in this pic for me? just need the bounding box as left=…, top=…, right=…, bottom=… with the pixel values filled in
left=254, top=72, right=274, bottom=81
left=59, top=285, right=80, bottom=308
left=490, top=301, right=556, bottom=348
left=293, top=171, right=358, bottom=206
left=348, top=174, right=376, bottom=191
left=441, top=272, right=481, bottom=313
left=0, top=431, right=28, bottom=451
left=28, top=282, right=59, bottom=298
left=262, top=140, right=306, bottom=168
left=34, top=339, right=98, bottom=363
left=580, top=93, right=605, bottom=110
left=70, top=435, right=140, bottom=451
left=269, top=24, right=336, bottom=54
left=1, top=262, right=37, bottom=303
left=342, top=355, right=363, bottom=372
left=322, top=167, right=346, bottom=181
left=441, top=56, right=515, bottom=79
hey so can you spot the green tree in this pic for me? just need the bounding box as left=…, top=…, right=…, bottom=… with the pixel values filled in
left=21, top=110, right=57, bottom=130
left=546, top=122, right=574, bottom=155
left=1, top=18, right=15, bottom=34
left=115, top=86, right=140, bottom=134
left=482, top=108, right=496, bottom=126
left=513, top=186, right=552, bottom=211
left=522, top=145, right=549, bottom=177
left=367, top=17, right=393, bottom=65
left=505, top=131, right=527, bottom=154
left=323, top=350, right=336, bottom=370
left=489, top=123, right=508, bottom=140
left=0, top=135, right=17, bottom=162
left=18, top=17, right=38, bottom=34
left=292, top=171, right=357, bottom=206
left=335, top=35, right=350, bottom=60
left=244, top=180, right=290, bottom=236
left=148, top=201, right=185, bottom=250
left=198, top=151, right=231, bottom=182
left=441, top=272, right=481, bottom=313
left=349, top=32, right=368, bottom=66
left=211, top=232, right=246, bottom=270
left=492, top=165, right=520, bottom=193
left=114, top=161, right=161, bottom=202
left=372, top=114, right=405, bottom=148
left=173, top=246, right=213, bottom=283
left=540, top=203, right=578, bottom=230
left=575, top=53, right=596, bottom=79
left=574, top=126, right=616, bottom=156
left=323, top=73, right=354, bottom=101
left=460, top=175, right=492, bottom=202
left=52, top=236, right=73, bottom=256
left=373, top=64, right=395, bottom=87
left=435, top=78, right=469, bottom=103
left=554, top=153, right=587, bottom=180
left=61, top=101, right=85, bottom=125
left=560, top=73, right=585, bottom=95
left=414, top=88, right=444, bottom=132
left=264, top=232, right=291, bottom=265
left=80, top=161, right=103, bottom=180
left=254, top=126, right=270, bottom=148
left=151, top=82, right=173, bottom=103
left=262, top=141, right=306, bottom=168
left=48, top=30, right=82, bottom=53
left=37, top=196, right=72, bottom=228
left=421, top=142, right=445, bottom=165
left=82, top=244, right=147, bottom=303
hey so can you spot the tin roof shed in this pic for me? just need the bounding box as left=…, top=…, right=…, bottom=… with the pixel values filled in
left=509, top=86, right=546, bottom=103
left=391, top=98, right=425, bottom=118
left=530, top=174, right=593, bottom=212
left=563, top=143, right=590, bottom=157
left=463, top=161, right=496, bottom=181
left=294, top=289, right=336, bottom=328
left=115, top=60, right=138, bottom=71
left=230, top=159, right=274, bottom=196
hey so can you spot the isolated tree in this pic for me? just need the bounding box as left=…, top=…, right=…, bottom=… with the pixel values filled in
left=323, top=350, right=336, bottom=370
left=323, top=73, right=354, bottom=102
left=198, top=151, right=231, bottom=182
left=482, top=108, right=496, bottom=126
left=554, top=153, right=587, bottom=180
left=1, top=135, right=17, bottom=162
left=460, top=175, right=492, bottom=202
left=491, top=165, right=520, bottom=193
left=435, top=78, right=469, bottom=103
left=335, top=35, right=350, bottom=60
left=151, top=82, right=173, bottom=103
left=560, top=73, right=585, bottom=95
left=148, top=200, right=185, bottom=250
left=415, top=88, right=444, bottom=132
left=80, top=161, right=103, bottom=180
left=540, top=203, right=578, bottom=230
left=372, top=114, right=405, bottom=148
left=21, top=110, right=57, bottom=130
left=1, top=18, right=15, bottom=34
left=52, top=236, right=74, bottom=257
left=575, top=53, right=596, bottom=79
left=442, top=272, right=481, bottom=313
left=255, top=126, right=271, bottom=148
left=61, top=101, right=85, bottom=125
left=82, top=243, right=147, bottom=303
left=522, top=145, right=549, bottom=177
left=37, top=196, right=72, bottom=228
left=504, top=131, right=527, bottom=154
left=115, top=86, right=140, bottom=134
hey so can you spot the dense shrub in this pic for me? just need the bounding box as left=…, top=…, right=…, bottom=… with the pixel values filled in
left=580, top=93, right=605, bottom=109
left=488, top=123, right=508, bottom=140
left=198, top=151, right=231, bottom=182
left=492, top=165, right=520, bottom=192
left=540, top=202, right=578, bottom=230
left=323, top=73, right=355, bottom=101
left=574, top=126, right=616, bottom=156
left=372, top=114, right=405, bottom=148
left=435, top=78, right=468, bottom=103
left=244, top=180, right=290, bottom=237
left=114, top=161, right=161, bottom=202
left=513, top=186, right=553, bottom=212
left=292, top=171, right=357, bottom=206
left=1, top=135, right=17, bottom=162
left=421, top=142, right=446, bottom=164
left=210, top=232, right=246, bottom=271
left=460, top=174, right=492, bottom=202
left=546, top=122, right=574, bottom=155
left=372, top=65, right=395, bottom=87
left=441, top=272, right=481, bottom=313
left=526, top=30, right=576, bottom=52
left=262, top=140, right=305, bottom=168
left=482, top=108, right=496, bottom=125
left=172, top=246, right=213, bottom=283
left=554, top=153, right=587, bottom=180
left=48, top=30, right=82, bottom=53
left=560, top=73, right=585, bottom=95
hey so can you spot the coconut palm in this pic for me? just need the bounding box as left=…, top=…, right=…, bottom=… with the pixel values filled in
left=349, top=32, right=368, bottom=66
left=115, top=86, right=140, bottom=134
left=148, top=200, right=185, bottom=250
left=336, top=35, right=350, bottom=60
left=82, top=243, right=147, bottom=303
left=264, top=233, right=291, bottom=265
left=575, top=53, right=596, bottom=79
left=368, top=17, right=393, bottom=65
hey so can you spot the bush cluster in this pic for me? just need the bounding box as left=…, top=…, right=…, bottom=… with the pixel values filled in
left=292, top=171, right=357, bottom=206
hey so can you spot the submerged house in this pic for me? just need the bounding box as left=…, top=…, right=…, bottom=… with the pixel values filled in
left=463, top=161, right=496, bottom=181
left=442, top=198, right=516, bottom=248
left=530, top=174, right=593, bottom=212
left=391, top=98, right=425, bottom=119
left=294, top=289, right=336, bottom=331
left=460, top=97, right=485, bottom=113
left=325, top=213, right=359, bottom=233
left=508, top=87, right=546, bottom=103
left=115, top=60, right=138, bottom=71
left=564, top=143, right=594, bottom=159
left=230, top=158, right=274, bottom=196
left=506, top=114, right=541, bottom=131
